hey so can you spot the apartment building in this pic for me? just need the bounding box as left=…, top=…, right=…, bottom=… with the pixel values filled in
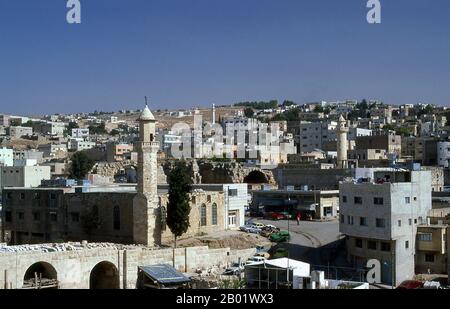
left=355, top=132, right=402, bottom=155
left=0, top=165, right=51, bottom=191
left=339, top=169, right=432, bottom=286
left=8, top=126, right=33, bottom=138
left=0, top=148, right=13, bottom=167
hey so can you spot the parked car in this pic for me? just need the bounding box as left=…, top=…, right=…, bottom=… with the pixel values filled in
left=239, top=225, right=262, bottom=234
left=246, top=256, right=266, bottom=265
left=396, top=280, right=424, bottom=289
left=222, top=262, right=245, bottom=276
left=269, top=230, right=291, bottom=243
left=256, top=245, right=270, bottom=253
left=268, top=212, right=286, bottom=221
left=261, top=225, right=280, bottom=237
left=254, top=252, right=270, bottom=259
left=252, top=222, right=266, bottom=229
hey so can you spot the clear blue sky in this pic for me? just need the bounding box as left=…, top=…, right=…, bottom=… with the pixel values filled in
left=0, top=0, right=449, bottom=115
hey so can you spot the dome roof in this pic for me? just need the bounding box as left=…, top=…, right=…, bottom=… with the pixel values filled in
left=139, top=105, right=155, bottom=121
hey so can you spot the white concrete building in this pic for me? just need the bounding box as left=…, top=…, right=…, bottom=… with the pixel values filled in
left=69, top=138, right=96, bottom=152
left=0, top=165, right=51, bottom=190
left=38, top=144, right=68, bottom=158
left=71, top=128, right=90, bottom=139
left=223, top=183, right=247, bottom=229
left=8, top=126, right=33, bottom=138
left=299, top=121, right=337, bottom=153
left=339, top=169, right=432, bottom=286
left=13, top=150, right=44, bottom=164
left=437, top=142, right=450, bottom=168
left=0, top=148, right=13, bottom=167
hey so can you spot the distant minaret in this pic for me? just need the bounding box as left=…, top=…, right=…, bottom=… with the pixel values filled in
left=133, top=97, right=161, bottom=247
left=212, top=103, right=216, bottom=125
left=337, top=115, right=349, bottom=169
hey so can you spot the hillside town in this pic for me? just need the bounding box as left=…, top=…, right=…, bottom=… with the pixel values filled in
left=1, top=99, right=449, bottom=289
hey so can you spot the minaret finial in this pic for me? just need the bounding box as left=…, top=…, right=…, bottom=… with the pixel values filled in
left=145, top=96, right=148, bottom=107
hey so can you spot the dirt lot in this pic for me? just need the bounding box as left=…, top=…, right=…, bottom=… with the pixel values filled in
left=172, top=230, right=271, bottom=250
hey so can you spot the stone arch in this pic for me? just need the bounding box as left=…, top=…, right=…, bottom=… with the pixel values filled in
left=89, top=261, right=120, bottom=289
left=23, top=261, right=58, bottom=289
left=244, top=170, right=269, bottom=184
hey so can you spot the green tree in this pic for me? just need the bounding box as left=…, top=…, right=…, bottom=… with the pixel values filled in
left=88, top=123, right=107, bottom=135
left=167, top=161, right=192, bottom=266
left=70, top=151, right=94, bottom=180
left=244, top=107, right=254, bottom=118
left=314, top=105, right=324, bottom=113
left=22, top=120, right=33, bottom=127
left=110, top=129, right=120, bottom=136
left=64, top=122, right=79, bottom=137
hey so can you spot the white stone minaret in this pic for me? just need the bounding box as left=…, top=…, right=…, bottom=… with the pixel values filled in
left=337, top=114, right=349, bottom=169
left=133, top=99, right=161, bottom=247
left=212, top=103, right=216, bottom=125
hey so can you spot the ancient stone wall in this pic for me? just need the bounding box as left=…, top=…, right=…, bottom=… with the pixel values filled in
left=0, top=244, right=255, bottom=289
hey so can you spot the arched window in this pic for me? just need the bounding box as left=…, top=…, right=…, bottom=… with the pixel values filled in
left=160, top=206, right=167, bottom=231
left=113, top=206, right=120, bottom=230
left=212, top=203, right=218, bottom=225
left=201, top=204, right=207, bottom=226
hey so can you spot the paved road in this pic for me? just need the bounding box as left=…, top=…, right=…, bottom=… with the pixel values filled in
left=250, top=218, right=342, bottom=249
left=246, top=218, right=362, bottom=279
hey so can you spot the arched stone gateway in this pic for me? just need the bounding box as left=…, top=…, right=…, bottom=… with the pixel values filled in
left=243, top=170, right=269, bottom=184
left=23, top=262, right=58, bottom=289
left=89, top=261, right=120, bottom=289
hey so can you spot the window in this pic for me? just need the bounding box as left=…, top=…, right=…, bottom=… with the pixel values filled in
left=405, top=241, right=409, bottom=249
left=5, top=211, right=12, bottom=222
left=419, top=233, right=432, bottom=242
left=113, top=206, right=120, bottom=230
left=228, top=189, right=238, bottom=197
left=191, top=196, right=196, bottom=204
left=368, top=241, right=377, bottom=250
left=33, top=193, right=40, bottom=200
left=359, top=217, right=368, bottom=226
left=50, top=212, right=57, bottom=222
left=50, top=193, right=56, bottom=200
left=398, top=220, right=402, bottom=227
left=342, top=196, right=347, bottom=203
left=71, top=212, right=80, bottom=223
left=405, top=197, right=411, bottom=204
left=33, top=212, right=40, bottom=221
left=200, top=204, right=207, bottom=226
left=18, top=212, right=25, bottom=220
left=340, top=214, right=345, bottom=223
left=414, top=219, right=417, bottom=224
left=425, top=254, right=435, bottom=263
left=355, top=239, right=363, bottom=248
left=207, top=195, right=212, bottom=203
left=373, top=197, right=383, bottom=205
left=381, top=242, right=391, bottom=252
left=347, top=216, right=354, bottom=225
left=20, top=193, right=25, bottom=200
left=409, top=218, right=412, bottom=226
left=354, top=197, right=363, bottom=204
left=160, top=206, right=167, bottom=231
left=376, top=218, right=386, bottom=228
left=212, top=203, right=218, bottom=225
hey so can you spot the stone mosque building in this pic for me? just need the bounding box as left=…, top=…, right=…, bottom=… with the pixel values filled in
left=1, top=105, right=241, bottom=246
